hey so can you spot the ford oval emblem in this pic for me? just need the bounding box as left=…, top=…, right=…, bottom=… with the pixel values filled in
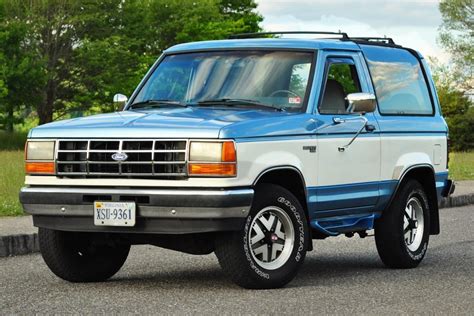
left=111, top=152, right=128, bottom=162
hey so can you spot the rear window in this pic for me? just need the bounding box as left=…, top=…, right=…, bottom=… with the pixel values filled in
left=361, top=45, right=433, bottom=115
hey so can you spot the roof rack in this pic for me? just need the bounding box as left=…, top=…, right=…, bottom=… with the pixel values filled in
left=229, top=31, right=349, bottom=40
left=348, top=37, right=396, bottom=45
left=227, top=32, right=399, bottom=47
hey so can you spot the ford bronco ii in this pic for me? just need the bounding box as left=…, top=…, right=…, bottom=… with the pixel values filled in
left=20, top=32, right=454, bottom=289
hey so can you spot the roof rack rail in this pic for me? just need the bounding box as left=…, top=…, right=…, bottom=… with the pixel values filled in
left=229, top=31, right=349, bottom=40
left=349, top=37, right=396, bottom=45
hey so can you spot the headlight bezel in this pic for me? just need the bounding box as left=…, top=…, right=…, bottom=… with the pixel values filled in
left=25, top=140, right=56, bottom=175
left=188, top=140, right=237, bottom=177
left=25, top=141, right=56, bottom=161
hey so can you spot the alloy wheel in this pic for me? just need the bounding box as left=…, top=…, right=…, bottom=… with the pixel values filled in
left=403, top=197, right=425, bottom=251
left=248, top=206, right=295, bottom=270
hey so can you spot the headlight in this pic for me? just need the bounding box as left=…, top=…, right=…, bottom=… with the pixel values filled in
left=26, top=141, right=55, bottom=160
left=25, top=141, right=55, bottom=174
left=189, top=142, right=223, bottom=162
left=188, top=141, right=236, bottom=176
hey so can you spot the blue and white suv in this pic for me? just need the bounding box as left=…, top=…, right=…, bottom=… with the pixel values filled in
left=20, top=32, right=455, bottom=289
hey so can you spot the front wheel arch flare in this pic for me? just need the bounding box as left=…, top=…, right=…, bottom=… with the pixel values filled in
left=253, top=167, right=313, bottom=250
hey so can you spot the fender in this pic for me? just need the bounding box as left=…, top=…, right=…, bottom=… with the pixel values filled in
left=253, top=165, right=314, bottom=249
left=386, top=163, right=435, bottom=209
left=253, top=165, right=307, bottom=190
left=384, top=163, right=440, bottom=235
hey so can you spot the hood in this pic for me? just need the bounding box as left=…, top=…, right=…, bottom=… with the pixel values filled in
left=30, top=107, right=317, bottom=139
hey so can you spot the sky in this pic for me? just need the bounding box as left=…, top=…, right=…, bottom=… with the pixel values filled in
left=256, top=0, right=449, bottom=63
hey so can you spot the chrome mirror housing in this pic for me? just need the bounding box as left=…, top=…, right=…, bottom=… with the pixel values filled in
left=113, top=93, right=128, bottom=111
left=113, top=93, right=128, bottom=103
left=346, top=93, right=376, bottom=113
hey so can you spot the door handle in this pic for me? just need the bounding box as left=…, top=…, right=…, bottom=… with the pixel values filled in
left=365, top=124, right=376, bottom=132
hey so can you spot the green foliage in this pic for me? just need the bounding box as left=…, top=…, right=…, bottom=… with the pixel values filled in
left=439, top=0, right=473, bottom=91
left=446, top=108, right=474, bottom=151
left=328, top=64, right=359, bottom=94
left=0, top=150, right=24, bottom=216
left=0, top=0, right=263, bottom=129
left=0, top=17, right=46, bottom=131
left=0, top=130, right=28, bottom=150
left=430, top=59, right=474, bottom=151
left=0, top=131, right=27, bottom=150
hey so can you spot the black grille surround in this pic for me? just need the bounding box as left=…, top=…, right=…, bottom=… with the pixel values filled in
left=56, top=139, right=188, bottom=179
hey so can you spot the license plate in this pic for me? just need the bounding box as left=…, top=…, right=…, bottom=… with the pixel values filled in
left=94, top=201, right=136, bottom=227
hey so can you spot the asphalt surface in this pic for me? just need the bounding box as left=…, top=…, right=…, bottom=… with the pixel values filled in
left=1, top=205, right=473, bottom=315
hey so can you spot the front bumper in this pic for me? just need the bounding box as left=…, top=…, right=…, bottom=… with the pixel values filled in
left=20, top=187, right=254, bottom=234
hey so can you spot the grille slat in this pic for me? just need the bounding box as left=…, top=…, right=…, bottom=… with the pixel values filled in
left=56, top=139, right=188, bottom=179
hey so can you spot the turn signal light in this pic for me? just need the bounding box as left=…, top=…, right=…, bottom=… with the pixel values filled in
left=25, top=162, right=55, bottom=174
left=188, top=163, right=236, bottom=176
left=221, top=141, right=236, bottom=162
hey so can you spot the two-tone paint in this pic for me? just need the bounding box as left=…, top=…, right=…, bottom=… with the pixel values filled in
left=25, top=38, right=451, bottom=237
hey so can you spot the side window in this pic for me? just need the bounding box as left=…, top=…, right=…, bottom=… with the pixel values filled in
left=362, top=45, right=433, bottom=115
left=319, top=60, right=361, bottom=114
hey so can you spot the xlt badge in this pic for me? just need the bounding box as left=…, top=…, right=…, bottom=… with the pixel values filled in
left=302, top=146, right=316, bottom=153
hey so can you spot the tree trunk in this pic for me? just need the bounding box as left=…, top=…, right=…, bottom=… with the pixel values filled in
left=5, top=106, right=14, bottom=132
left=38, top=80, right=56, bottom=125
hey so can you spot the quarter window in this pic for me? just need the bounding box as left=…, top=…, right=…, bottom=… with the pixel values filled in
left=362, top=45, right=433, bottom=115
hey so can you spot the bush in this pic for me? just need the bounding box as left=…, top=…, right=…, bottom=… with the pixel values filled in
left=0, top=130, right=27, bottom=150
left=446, top=107, right=474, bottom=151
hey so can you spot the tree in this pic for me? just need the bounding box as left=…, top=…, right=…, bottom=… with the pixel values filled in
left=70, top=0, right=262, bottom=116
left=0, top=15, right=45, bottom=131
left=0, top=0, right=263, bottom=127
left=430, top=58, right=474, bottom=150
left=219, top=0, right=263, bottom=33
left=1, top=0, right=84, bottom=125
left=439, top=0, right=473, bottom=91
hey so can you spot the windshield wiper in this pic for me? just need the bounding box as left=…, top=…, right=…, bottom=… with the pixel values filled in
left=196, top=98, right=284, bottom=112
left=130, top=99, right=188, bottom=109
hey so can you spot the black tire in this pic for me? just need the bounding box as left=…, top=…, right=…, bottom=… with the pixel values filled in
left=375, top=179, right=430, bottom=268
left=38, top=228, right=130, bottom=282
left=215, top=183, right=309, bottom=289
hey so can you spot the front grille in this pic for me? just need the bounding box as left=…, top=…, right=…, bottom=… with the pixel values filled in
left=56, top=139, right=187, bottom=178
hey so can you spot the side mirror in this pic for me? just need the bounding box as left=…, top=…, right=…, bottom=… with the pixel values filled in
left=346, top=93, right=376, bottom=113
left=113, top=93, right=128, bottom=111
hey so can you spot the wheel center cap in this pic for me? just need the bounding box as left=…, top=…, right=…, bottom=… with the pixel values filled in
left=265, top=233, right=278, bottom=244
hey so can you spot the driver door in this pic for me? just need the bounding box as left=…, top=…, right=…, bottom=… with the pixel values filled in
left=313, top=52, right=381, bottom=218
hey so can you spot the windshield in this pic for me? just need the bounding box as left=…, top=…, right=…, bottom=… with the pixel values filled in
left=132, top=50, right=314, bottom=111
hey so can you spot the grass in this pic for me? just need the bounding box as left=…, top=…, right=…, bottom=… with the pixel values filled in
left=0, top=150, right=473, bottom=217
left=449, top=151, right=474, bottom=181
left=0, top=151, right=25, bottom=216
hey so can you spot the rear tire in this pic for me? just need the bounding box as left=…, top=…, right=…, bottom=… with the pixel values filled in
left=39, top=228, right=130, bottom=282
left=215, top=184, right=309, bottom=289
left=375, top=179, right=430, bottom=268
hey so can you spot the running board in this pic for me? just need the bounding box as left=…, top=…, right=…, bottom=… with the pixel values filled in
left=310, top=214, right=376, bottom=236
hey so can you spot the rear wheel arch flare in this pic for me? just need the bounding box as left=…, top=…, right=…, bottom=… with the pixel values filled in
left=389, top=164, right=440, bottom=235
